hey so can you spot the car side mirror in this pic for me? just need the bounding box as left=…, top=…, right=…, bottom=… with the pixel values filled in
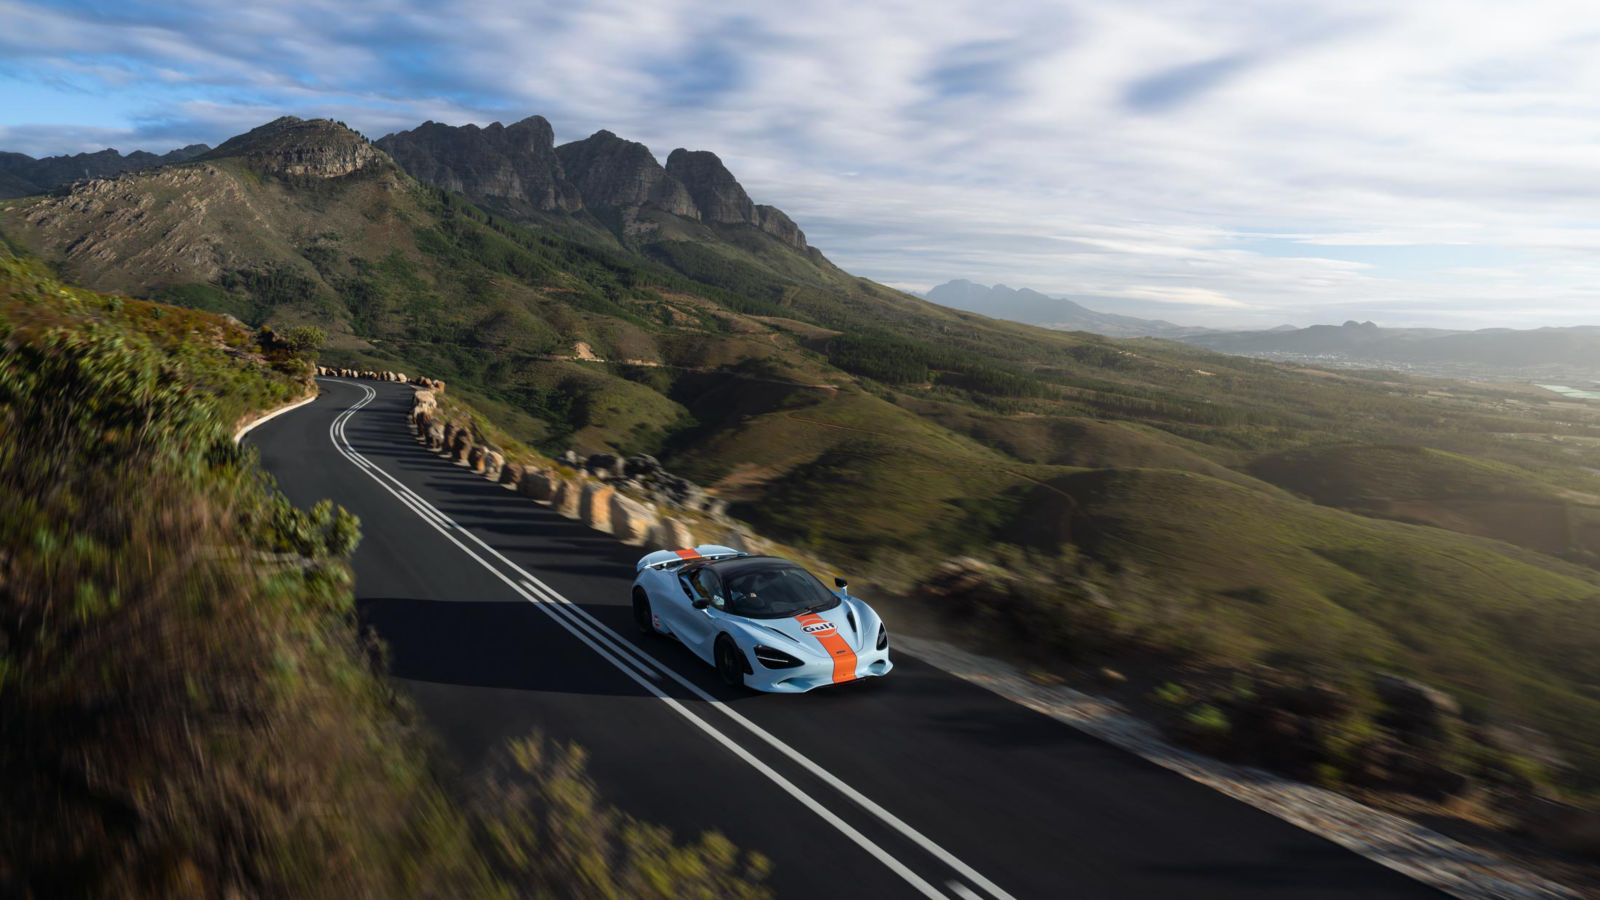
left=835, top=577, right=849, bottom=593
left=692, top=597, right=711, bottom=610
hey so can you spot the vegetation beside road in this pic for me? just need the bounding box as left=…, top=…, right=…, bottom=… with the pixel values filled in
left=0, top=244, right=768, bottom=899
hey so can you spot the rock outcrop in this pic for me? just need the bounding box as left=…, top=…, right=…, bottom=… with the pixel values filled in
left=554, top=130, right=698, bottom=217
left=365, top=115, right=817, bottom=255
left=201, top=117, right=381, bottom=178
left=664, top=149, right=755, bottom=225
left=756, top=204, right=807, bottom=250
left=376, top=116, right=581, bottom=213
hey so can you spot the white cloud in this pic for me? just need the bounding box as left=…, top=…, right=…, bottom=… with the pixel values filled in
left=5, top=0, right=1600, bottom=327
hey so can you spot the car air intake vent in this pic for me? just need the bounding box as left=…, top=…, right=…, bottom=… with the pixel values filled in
left=846, top=608, right=857, bottom=637
left=753, top=645, right=803, bottom=669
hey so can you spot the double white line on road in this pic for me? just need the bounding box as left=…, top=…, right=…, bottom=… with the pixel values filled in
left=325, top=382, right=1015, bottom=900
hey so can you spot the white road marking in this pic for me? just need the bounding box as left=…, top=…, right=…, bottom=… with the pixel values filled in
left=949, top=883, right=985, bottom=900
left=234, top=390, right=318, bottom=443
left=319, top=382, right=963, bottom=900
left=520, top=579, right=661, bottom=683
left=321, top=382, right=1020, bottom=900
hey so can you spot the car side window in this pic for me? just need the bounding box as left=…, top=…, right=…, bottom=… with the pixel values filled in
left=689, top=569, right=724, bottom=607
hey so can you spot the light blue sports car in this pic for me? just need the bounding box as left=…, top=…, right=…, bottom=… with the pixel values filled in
left=631, top=545, right=893, bottom=692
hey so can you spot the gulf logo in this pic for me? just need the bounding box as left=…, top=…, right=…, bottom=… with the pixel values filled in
left=802, top=621, right=836, bottom=634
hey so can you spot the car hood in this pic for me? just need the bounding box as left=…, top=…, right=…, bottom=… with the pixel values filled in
left=740, top=600, right=864, bottom=649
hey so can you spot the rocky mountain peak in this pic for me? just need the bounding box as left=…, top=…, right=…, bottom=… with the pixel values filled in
left=201, top=116, right=381, bottom=178
left=554, top=131, right=698, bottom=218
left=368, top=116, right=816, bottom=254
left=664, top=148, right=755, bottom=225
left=375, top=115, right=580, bottom=213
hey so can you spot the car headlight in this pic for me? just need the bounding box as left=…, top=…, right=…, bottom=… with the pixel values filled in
left=876, top=625, right=888, bottom=650
left=752, top=645, right=803, bottom=669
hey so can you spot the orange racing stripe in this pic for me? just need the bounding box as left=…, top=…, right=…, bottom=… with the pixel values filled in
left=794, top=612, right=857, bottom=684
left=673, top=548, right=701, bottom=560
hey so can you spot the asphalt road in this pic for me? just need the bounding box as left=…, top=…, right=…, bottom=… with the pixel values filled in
left=248, top=378, right=1447, bottom=900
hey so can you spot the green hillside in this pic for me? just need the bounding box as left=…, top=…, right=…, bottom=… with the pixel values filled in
left=1014, top=468, right=1600, bottom=733
left=1249, top=443, right=1600, bottom=563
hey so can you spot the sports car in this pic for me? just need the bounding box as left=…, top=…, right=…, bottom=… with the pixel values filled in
left=630, top=545, right=892, bottom=692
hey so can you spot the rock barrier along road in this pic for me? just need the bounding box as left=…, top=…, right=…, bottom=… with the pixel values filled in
left=247, top=378, right=1450, bottom=900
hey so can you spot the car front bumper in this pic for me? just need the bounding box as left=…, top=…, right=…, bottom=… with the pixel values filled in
left=747, top=646, right=894, bottom=693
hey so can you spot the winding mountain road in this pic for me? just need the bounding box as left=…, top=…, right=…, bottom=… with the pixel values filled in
left=247, top=378, right=1446, bottom=900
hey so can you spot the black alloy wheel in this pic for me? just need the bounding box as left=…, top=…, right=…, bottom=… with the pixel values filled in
left=632, top=588, right=654, bottom=635
left=716, top=636, right=746, bottom=688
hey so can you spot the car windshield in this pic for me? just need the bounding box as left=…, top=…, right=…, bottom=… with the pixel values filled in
left=719, top=561, right=840, bottom=619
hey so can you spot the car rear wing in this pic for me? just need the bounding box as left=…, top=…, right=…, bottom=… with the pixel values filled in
left=636, top=545, right=746, bottom=572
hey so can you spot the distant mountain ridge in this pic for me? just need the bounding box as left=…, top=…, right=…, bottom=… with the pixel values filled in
left=1182, top=320, right=1600, bottom=376
left=0, top=143, right=211, bottom=199
left=924, top=279, right=1211, bottom=338
left=0, top=115, right=846, bottom=329
left=0, top=115, right=815, bottom=260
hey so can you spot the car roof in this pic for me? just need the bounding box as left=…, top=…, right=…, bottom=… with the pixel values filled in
left=685, top=555, right=800, bottom=578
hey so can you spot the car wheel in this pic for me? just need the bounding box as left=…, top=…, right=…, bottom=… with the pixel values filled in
left=715, top=635, right=746, bottom=688
left=632, top=588, right=655, bottom=635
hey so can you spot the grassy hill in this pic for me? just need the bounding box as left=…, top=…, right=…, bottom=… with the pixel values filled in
left=1249, top=444, right=1600, bottom=563
left=7, top=117, right=1600, bottom=791
left=1011, top=467, right=1600, bottom=732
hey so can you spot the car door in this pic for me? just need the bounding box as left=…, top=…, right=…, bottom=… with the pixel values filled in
left=672, top=567, right=724, bottom=662
left=656, top=568, right=698, bottom=641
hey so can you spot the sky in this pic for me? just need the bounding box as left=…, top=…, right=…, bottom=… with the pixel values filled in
left=4, top=0, right=1600, bottom=330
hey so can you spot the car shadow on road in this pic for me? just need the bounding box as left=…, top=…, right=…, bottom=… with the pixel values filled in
left=357, top=594, right=809, bottom=709
left=358, top=596, right=658, bottom=698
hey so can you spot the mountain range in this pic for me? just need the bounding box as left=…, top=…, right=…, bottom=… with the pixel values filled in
left=0, top=115, right=850, bottom=326
left=923, top=279, right=1212, bottom=338
left=1181, top=320, right=1600, bottom=377
left=925, top=278, right=1600, bottom=376
left=0, top=143, right=210, bottom=199
left=0, top=114, right=828, bottom=269
left=379, top=117, right=820, bottom=256
left=7, top=126, right=1596, bottom=376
